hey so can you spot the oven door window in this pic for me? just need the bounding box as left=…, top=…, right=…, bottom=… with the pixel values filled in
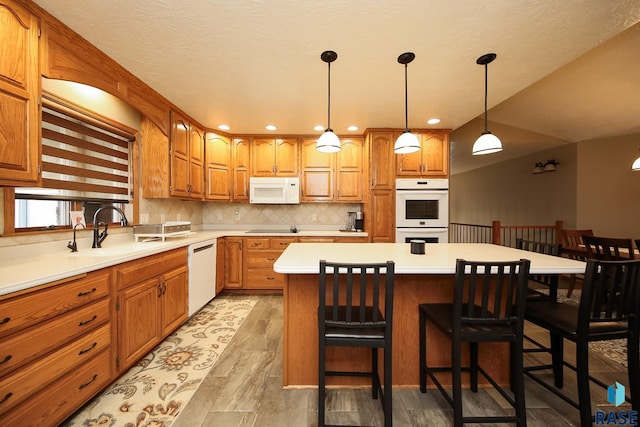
left=405, top=199, right=439, bottom=220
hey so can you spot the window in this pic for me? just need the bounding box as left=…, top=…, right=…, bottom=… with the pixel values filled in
left=12, top=92, right=135, bottom=231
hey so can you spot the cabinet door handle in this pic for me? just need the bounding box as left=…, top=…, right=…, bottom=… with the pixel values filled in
left=158, top=284, right=163, bottom=297
left=0, top=354, right=12, bottom=365
left=78, top=342, right=97, bottom=356
left=79, top=374, right=98, bottom=390
left=0, top=317, right=10, bottom=326
left=0, top=392, right=12, bottom=405
left=78, top=315, right=98, bottom=327
left=77, top=288, right=97, bottom=297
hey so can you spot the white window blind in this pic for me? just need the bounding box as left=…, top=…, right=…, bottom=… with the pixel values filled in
left=16, top=99, right=134, bottom=202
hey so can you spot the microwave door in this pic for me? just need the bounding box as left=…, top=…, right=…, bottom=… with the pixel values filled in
left=251, top=185, right=285, bottom=204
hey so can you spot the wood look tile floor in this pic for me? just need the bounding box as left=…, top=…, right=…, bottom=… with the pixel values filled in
left=172, top=294, right=633, bottom=427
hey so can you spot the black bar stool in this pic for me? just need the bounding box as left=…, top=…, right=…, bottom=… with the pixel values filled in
left=318, top=260, right=395, bottom=427
left=524, top=258, right=640, bottom=426
left=419, top=258, right=531, bottom=427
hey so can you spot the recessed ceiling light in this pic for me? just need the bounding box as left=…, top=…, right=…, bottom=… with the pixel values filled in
left=427, top=118, right=441, bottom=125
left=218, top=124, right=230, bottom=131
left=265, top=124, right=277, bottom=131
left=314, top=125, right=324, bottom=132
left=347, top=125, right=359, bottom=131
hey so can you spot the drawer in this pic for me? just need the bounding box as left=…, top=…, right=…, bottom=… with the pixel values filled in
left=245, top=269, right=285, bottom=288
left=298, top=237, right=336, bottom=243
left=245, top=238, right=270, bottom=249
left=245, top=250, right=282, bottom=268
left=0, top=298, right=110, bottom=377
left=0, top=348, right=111, bottom=427
left=0, top=269, right=110, bottom=338
left=115, top=247, right=187, bottom=290
left=271, top=238, right=295, bottom=248
left=0, top=322, right=111, bottom=416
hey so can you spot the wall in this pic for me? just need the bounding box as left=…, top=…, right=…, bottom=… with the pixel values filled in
left=577, top=134, right=640, bottom=237
left=450, top=144, right=577, bottom=227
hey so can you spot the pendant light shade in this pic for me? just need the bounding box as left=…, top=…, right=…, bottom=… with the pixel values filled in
left=394, top=52, right=420, bottom=154
left=317, top=50, right=341, bottom=153
left=472, top=53, right=502, bottom=155
left=632, top=150, right=640, bottom=171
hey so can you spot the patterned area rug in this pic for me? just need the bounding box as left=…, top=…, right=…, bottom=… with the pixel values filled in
left=63, top=296, right=256, bottom=427
left=553, top=290, right=628, bottom=368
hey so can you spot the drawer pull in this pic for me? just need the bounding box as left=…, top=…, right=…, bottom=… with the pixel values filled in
left=0, top=392, right=12, bottom=405
left=78, top=342, right=97, bottom=356
left=0, top=317, right=10, bottom=326
left=0, top=354, right=12, bottom=365
left=267, top=276, right=275, bottom=280
left=79, top=374, right=98, bottom=390
left=77, top=287, right=97, bottom=297
left=78, top=315, right=98, bottom=326
left=267, top=257, right=276, bottom=261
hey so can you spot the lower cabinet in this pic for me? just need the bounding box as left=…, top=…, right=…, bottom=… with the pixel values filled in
left=244, top=237, right=295, bottom=290
left=0, top=269, right=112, bottom=427
left=114, top=247, right=188, bottom=372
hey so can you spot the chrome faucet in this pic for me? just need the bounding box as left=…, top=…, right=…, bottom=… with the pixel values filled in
left=67, top=223, right=86, bottom=252
left=92, top=206, right=128, bottom=248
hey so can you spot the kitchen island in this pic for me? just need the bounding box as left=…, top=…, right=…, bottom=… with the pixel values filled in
left=273, top=242, right=586, bottom=388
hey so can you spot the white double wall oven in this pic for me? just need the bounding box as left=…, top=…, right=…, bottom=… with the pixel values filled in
left=395, top=178, right=449, bottom=243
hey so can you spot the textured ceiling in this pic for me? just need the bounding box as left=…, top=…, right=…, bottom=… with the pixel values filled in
left=33, top=0, right=640, bottom=174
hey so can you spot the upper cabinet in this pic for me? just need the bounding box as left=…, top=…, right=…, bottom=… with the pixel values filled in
left=396, top=130, right=450, bottom=177
left=231, top=138, right=250, bottom=201
left=170, top=110, right=204, bottom=199
left=368, top=131, right=395, bottom=189
left=251, top=138, right=298, bottom=176
left=0, top=0, right=40, bottom=186
left=205, top=132, right=231, bottom=201
left=300, top=137, right=364, bottom=202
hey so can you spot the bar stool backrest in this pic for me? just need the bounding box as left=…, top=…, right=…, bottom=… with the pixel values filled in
left=582, top=235, right=636, bottom=261
left=453, top=258, right=531, bottom=333
left=578, top=259, right=640, bottom=334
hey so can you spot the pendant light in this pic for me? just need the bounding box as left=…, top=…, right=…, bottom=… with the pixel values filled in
left=632, top=149, right=640, bottom=171
left=394, top=52, right=420, bottom=154
left=472, top=53, right=503, bottom=155
left=317, top=50, right=341, bottom=152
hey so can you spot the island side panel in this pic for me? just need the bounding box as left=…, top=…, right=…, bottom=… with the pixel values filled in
left=283, top=273, right=511, bottom=387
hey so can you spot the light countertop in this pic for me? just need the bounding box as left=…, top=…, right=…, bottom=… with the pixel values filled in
left=274, top=242, right=586, bottom=275
left=0, top=229, right=367, bottom=297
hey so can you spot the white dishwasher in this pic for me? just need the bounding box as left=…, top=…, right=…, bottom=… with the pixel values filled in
left=188, top=239, right=217, bottom=316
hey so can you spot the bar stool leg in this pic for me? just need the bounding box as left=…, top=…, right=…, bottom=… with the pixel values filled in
left=629, top=322, right=640, bottom=411
left=469, top=342, right=478, bottom=393
left=452, top=338, right=463, bottom=427
left=513, top=335, right=527, bottom=427
left=372, top=348, right=379, bottom=399
left=318, top=337, right=326, bottom=427
left=550, top=333, right=564, bottom=388
left=419, top=307, right=427, bottom=393
left=384, top=343, right=393, bottom=427
left=575, top=338, right=592, bottom=427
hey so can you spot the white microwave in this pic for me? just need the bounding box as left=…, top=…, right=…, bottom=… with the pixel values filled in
left=249, top=177, right=300, bottom=204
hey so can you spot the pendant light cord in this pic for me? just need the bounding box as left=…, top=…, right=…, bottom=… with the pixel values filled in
left=483, top=62, right=488, bottom=133
left=327, top=61, right=331, bottom=131
left=404, top=63, right=409, bottom=132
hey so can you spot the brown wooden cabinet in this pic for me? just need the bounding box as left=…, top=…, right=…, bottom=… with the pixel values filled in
left=224, top=237, right=243, bottom=289
left=114, top=248, right=188, bottom=371
left=0, top=269, right=112, bottom=426
left=216, top=237, right=226, bottom=294
left=205, top=132, right=231, bottom=200
left=232, top=138, right=250, bottom=201
left=300, top=137, right=363, bottom=202
left=396, top=130, right=450, bottom=177
left=336, top=137, right=364, bottom=202
left=0, top=0, right=40, bottom=186
left=170, top=110, right=204, bottom=199
left=243, top=237, right=295, bottom=290
left=365, top=130, right=396, bottom=242
left=251, top=138, right=298, bottom=176
left=300, top=138, right=333, bottom=201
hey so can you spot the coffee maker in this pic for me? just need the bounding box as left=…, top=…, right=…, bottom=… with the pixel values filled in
left=354, top=211, right=364, bottom=231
